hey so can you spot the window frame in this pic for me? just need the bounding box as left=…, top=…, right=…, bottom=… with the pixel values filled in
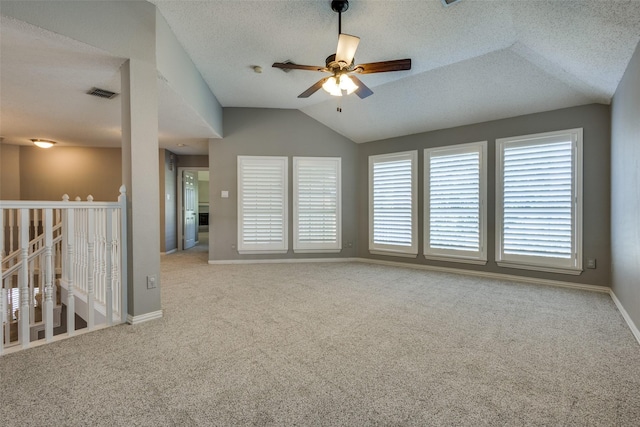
left=368, top=150, right=418, bottom=257
left=237, top=156, right=288, bottom=255
left=293, top=157, right=342, bottom=254
left=495, top=128, right=583, bottom=275
left=424, top=141, right=488, bottom=265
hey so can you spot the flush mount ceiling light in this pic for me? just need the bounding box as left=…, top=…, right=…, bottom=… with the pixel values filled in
left=31, top=138, right=57, bottom=149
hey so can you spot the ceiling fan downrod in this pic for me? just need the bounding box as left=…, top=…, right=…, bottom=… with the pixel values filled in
left=331, top=0, right=349, bottom=34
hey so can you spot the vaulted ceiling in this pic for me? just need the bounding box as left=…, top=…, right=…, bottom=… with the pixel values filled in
left=2, top=0, right=640, bottom=153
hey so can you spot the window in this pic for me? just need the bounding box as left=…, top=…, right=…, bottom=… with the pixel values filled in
left=424, top=142, right=487, bottom=264
left=369, top=151, right=418, bottom=257
left=496, top=129, right=583, bottom=274
left=237, top=156, right=288, bottom=254
left=293, top=157, right=341, bottom=253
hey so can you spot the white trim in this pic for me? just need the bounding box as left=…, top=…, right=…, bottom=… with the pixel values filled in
left=609, top=290, right=640, bottom=346
left=208, top=257, right=359, bottom=265
left=355, top=258, right=610, bottom=293
left=161, top=249, right=177, bottom=255
left=127, top=310, right=163, bottom=325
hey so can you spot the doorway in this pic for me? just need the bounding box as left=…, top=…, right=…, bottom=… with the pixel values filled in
left=177, top=167, right=209, bottom=251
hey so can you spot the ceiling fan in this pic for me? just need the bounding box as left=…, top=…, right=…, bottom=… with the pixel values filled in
left=272, top=0, right=411, bottom=99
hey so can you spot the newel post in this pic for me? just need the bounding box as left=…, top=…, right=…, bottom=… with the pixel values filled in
left=118, top=185, right=128, bottom=324
left=63, top=195, right=76, bottom=336
left=86, top=195, right=95, bottom=330
left=0, top=208, right=4, bottom=355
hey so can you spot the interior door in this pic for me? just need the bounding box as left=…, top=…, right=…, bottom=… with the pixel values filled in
left=183, top=171, right=198, bottom=249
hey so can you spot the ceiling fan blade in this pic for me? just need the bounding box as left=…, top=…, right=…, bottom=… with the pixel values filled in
left=335, top=33, right=360, bottom=66
left=298, top=77, right=330, bottom=98
left=272, top=62, right=327, bottom=72
left=349, top=75, right=373, bottom=99
left=355, top=58, right=412, bottom=74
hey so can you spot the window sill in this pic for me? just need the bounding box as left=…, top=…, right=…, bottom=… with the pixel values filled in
left=424, top=255, right=487, bottom=265
left=496, top=261, right=582, bottom=276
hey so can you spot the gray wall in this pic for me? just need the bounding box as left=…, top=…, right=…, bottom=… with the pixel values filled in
left=159, top=149, right=177, bottom=253
left=178, top=155, right=209, bottom=168
left=357, top=104, right=611, bottom=286
left=611, top=41, right=640, bottom=329
left=19, top=146, right=122, bottom=201
left=209, top=108, right=358, bottom=261
left=0, top=144, right=21, bottom=200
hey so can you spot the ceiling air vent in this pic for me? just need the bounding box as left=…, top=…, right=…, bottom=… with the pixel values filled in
left=87, top=87, right=119, bottom=99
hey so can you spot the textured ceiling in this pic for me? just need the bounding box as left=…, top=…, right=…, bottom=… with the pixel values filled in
left=151, top=0, right=640, bottom=143
left=0, top=15, right=215, bottom=155
left=2, top=1, right=640, bottom=153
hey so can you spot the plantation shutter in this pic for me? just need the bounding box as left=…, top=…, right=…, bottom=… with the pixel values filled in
left=237, top=156, right=288, bottom=254
left=425, top=142, right=486, bottom=262
left=293, top=157, right=341, bottom=253
left=496, top=128, right=582, bottom=274
left=369, top=151, right=418, bottom=256
left=502, top=141, right=573, bottom=258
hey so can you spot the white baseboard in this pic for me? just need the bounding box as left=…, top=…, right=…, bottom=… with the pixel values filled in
left=161, top=249, right=177, bottom=255
left=355, top=257, right=611, bottom=293
left=609, top=291, right=640, bottom=346
left=208, top=257, right=360, bottom=265
left=127, top=310, right=163, bottom=325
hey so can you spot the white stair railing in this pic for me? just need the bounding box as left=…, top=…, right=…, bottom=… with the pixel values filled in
left=1, top=186, right=128, bottom=355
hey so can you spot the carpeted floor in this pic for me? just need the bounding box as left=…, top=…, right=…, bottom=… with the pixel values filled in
left=1, top=249, right=639, bottom=426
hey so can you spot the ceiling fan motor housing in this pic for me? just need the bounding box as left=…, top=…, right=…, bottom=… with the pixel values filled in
left=331, top=0, right=349, bottom=14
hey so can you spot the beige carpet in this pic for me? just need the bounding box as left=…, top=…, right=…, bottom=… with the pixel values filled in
left=1, top=251, right=639, bottom=426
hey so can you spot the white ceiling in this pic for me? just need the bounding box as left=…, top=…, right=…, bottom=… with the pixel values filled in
left=2, top=0, right=640, bottom=153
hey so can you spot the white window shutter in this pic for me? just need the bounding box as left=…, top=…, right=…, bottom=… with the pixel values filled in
left=369, top=151, right=418, bottom=257
left=237, top=156, right=288, bottom=254
left=293, top=157, right=341, bottom=253
left=496, top=129, right=583, bottom=274
left=425, top=142, right=487, bottom=263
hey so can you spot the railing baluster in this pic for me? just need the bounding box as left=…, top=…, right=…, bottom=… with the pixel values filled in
left=19, top=209, right=30, bottom=349
left=44, top=209, right=54, bottom=341
left=66, top=208, right=75, bottom=336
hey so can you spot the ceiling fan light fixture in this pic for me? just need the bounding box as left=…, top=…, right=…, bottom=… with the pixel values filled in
left=339, top=74, right=358, bottom=95
left=322, top=76, right=342, bottom=96
left=31, top=138, right=57, bottom=149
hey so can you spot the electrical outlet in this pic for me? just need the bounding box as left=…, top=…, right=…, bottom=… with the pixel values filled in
left=347, top=241, right=353, bottom=248
left=231, top=243, right=237, bottom=250
left=147, top=275, right=157, bottom=289
left=587, top=258, right=596, bottom=269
